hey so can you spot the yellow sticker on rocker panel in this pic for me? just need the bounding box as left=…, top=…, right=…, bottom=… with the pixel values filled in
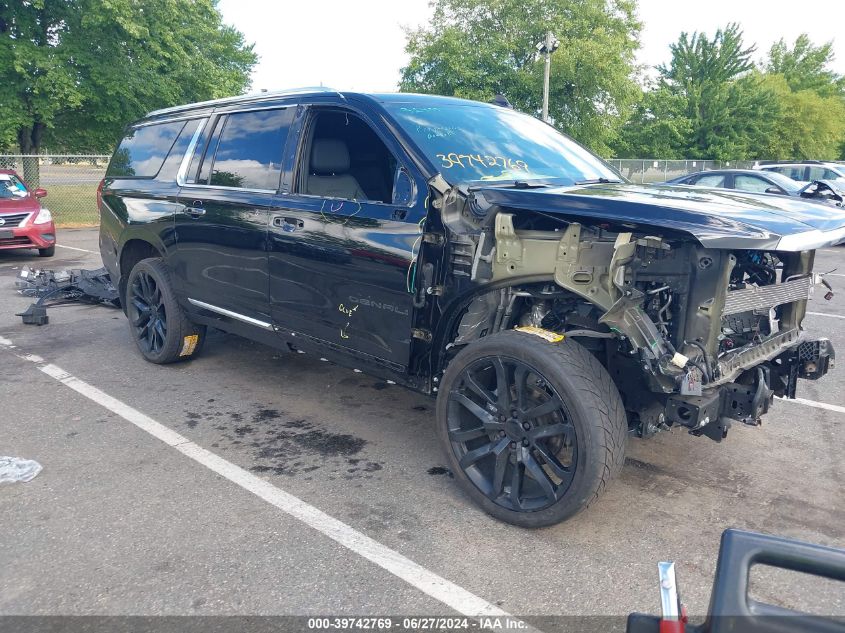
left=513, top=326, right=564, bottom=343
left=179, top=334, right=199, bottom=357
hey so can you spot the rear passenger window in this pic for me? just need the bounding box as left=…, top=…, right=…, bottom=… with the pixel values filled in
left=107, top=120, right=186, bottom=178
left=207, top=108, right=293, bottom=190
left=694, top=174, right=726, bottom=188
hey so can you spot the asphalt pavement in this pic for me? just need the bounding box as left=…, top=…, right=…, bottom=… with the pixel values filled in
left=0, top=229, right=843, bottom=624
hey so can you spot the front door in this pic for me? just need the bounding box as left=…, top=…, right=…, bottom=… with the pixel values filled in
left=173, top=106, right=295, bottom=327
left=268, top=107, right=425, bottom=367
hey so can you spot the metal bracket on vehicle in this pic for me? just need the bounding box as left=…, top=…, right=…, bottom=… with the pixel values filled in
left=411, top=328, right=432, bottom=342
left=422, top=232, right=445, bottom=246
left=488, top=214, right=675, bottom=359
left=493, top=213, right=523, bottom=264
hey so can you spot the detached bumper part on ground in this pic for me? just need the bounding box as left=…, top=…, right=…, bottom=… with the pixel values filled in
left=14, top=266, right=120, bottom=325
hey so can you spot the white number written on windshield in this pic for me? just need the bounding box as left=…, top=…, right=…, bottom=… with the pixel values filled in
left=436, top=152, right=529, bottom=171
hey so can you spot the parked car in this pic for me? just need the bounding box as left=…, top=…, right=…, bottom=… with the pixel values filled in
left=0, top=170, right=56, bottom=257
left=99, top=89, right=841, bottom=527
left=755, top=160, right=845, bottom=182
left=667, top=169, right=845, bottom=214
left=665, top=169, right=808, bottom=196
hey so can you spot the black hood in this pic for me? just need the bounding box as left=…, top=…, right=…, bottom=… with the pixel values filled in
left=471, top=182, right=845, bottom=250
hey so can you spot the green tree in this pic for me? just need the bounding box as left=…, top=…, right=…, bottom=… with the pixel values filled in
left=757, top=74, right=845, bottom=160
left=612, top=85, right=692, bottom=158
left=399, top=0, right=641, bottom=155
left=0, top=0, right=256, bottom=182
left=655, top=24, right=778, bottom=160
left=766, top=34, right=845, bottom=97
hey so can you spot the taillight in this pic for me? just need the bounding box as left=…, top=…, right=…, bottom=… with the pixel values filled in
left=96, top=178, right=104, bottom=207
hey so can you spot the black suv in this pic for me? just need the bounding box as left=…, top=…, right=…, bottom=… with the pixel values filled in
left=100, top=88, right=839, bottom=527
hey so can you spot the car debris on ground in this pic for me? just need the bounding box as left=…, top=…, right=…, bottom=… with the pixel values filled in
left=14, top=266, right=120, bottom=325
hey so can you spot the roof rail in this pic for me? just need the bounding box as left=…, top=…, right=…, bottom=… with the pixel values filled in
left=757, top=159, right=824, bottom=165
left=146, top=86, right=337, bottom=118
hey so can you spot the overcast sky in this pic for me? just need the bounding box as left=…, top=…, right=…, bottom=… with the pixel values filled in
left=218, top=0, right=845, bottom=93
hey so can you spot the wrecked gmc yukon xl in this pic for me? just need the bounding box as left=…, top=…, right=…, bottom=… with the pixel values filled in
left=100, top=89, right=840, bottom=527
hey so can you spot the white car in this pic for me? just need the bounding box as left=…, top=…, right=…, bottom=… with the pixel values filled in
left=755, top=161, right=845, bottom=182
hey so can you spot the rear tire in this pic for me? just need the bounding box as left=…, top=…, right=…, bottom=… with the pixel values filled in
left=38, top=246, right=55, bottom=257
left=125, top=258, right=206, bottom=364
left=436, top=330, right=627, bottom=528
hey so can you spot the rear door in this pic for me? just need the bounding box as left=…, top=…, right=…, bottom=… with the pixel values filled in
left=267, top=104, right=426, bottom=368
left=173, top=106, right=295, bottom=328
left=100, top=117, right=205, bottom=282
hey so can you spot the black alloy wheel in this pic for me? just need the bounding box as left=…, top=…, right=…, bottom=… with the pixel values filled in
left=129, top=270, right=167, bottom=355
left=124, top=258, right=206, bottom=364
left=447, top=356, right=577, bottom=512
left=436, top=330, right=627, bottom=527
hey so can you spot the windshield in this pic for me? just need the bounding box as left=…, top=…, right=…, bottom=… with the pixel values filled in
left=0, top=174, right=28, bottom=199
left=386, top=102, right=622, bottom=185
left=765, top=171, right=803, bottom=193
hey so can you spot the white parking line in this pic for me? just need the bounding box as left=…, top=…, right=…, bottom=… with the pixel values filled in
left=777, top=396, right=845, bottom=415
left=56, top=244, right=98, bottom=254
left=0, top=336, right=512, bottom=622
left=806, top=312, right=845, bottom=319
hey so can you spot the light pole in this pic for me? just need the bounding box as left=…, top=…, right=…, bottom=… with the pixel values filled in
left=536, top=31, right=559, bottom=122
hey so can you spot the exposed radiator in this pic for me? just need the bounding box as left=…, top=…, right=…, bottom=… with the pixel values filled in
left=723, top=276, right=812, bottom=316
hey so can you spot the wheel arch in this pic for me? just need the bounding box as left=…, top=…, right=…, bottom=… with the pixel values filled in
left=118, top=239, right=164, bottom=311
left=431, top=275, right=597, bottom=377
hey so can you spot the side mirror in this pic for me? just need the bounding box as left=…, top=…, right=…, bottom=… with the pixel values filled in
left=392, top=167, right=415, bottom=207
left=764, top=187, right=783, bottom=195
left=33, top=188, right=47, bottom=199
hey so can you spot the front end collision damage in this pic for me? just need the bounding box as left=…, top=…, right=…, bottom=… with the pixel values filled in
left=423, top=181, right=836, bottom=442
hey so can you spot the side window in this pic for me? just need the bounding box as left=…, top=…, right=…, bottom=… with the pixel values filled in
left=107, top=120, right=186, bottom=178
left=792, top=167, right=807, bottom=180
left=694, top=174, right=726, bottom=188
left=299, top=110, right=403, bottom=204
left=161, top=118, right=203, bottom=180
left=734, top=175, right=774, bottom=193
left=207, top=108, right=293, bottom=190
left=808, top=167, right=840, bottom=180
left=185, top=117, right=218, bottom=184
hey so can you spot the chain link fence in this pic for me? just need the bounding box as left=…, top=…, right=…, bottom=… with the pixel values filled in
left=0, top=155, right=109, bottom=227
left=609, top=159, right=757, bottom=183
left=1, top=155, right=760, bottom=227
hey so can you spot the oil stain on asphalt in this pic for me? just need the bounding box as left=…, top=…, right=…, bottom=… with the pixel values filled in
left=182, top=404, right=383, bottom=480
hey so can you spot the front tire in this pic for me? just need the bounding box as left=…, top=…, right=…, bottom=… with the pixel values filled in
left=436, top=330, right=627, bottom=528
left=38, top=246, right=55, bottom=257
left=125, top=258, right=206, bottom=364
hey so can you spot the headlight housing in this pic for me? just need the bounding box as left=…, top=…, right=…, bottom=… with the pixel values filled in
left=33, top=208, right=52, bottom=225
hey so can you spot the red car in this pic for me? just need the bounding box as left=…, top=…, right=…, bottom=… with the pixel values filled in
left=0, top=169, right=56, bottom=257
